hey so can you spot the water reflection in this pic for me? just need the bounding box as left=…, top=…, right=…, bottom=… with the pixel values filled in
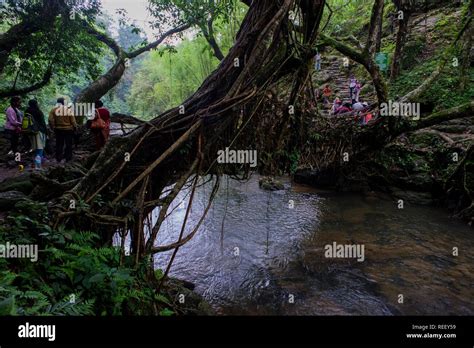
left=153, top=175, right=474, bottom=315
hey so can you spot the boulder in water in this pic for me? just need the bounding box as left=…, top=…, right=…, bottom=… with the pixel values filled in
left=258, top=177, right=284, bottom=191
left=294, top=168, right=337, bottom=188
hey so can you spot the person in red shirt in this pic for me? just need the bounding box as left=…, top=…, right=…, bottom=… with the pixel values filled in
left=91, top=100, right=111, bottom=150
left=322, top=84, right=332, bottom=105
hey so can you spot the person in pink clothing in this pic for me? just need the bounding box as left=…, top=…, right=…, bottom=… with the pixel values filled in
left=354, top=81, right=362, bottom=102
left=4, top=96, right=23, bottom=155
left=349, top=75, right=357, bottom=101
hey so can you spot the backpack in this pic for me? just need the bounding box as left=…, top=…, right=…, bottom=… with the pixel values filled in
left=21, top=112, right=37, bottom=134
left=90, top=109, right=106, bottom=130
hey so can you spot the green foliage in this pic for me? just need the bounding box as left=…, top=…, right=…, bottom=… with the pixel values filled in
left=432, top=10, right=460, bottom=42
left=309, top=132, right=322, bottom=142
left=0, top=0, right=103, bottom=92
left=148, top=0, right=237, bottom=30
left=401, top=36, right=426, bottom=70
left=289, top=150, right=301, bottom=175
left=322, top=0, right=376, bottom=36
left=0, top=201, right=172, bottom=316
left=128, top=3, right=246, bottom=119
left=159, top=308, right=175, bottom=316
left=128, top=38, right=218, bottom=119
left=0, top=0, right=247, bottom=120
left=389, top=53, right=474, bottom=111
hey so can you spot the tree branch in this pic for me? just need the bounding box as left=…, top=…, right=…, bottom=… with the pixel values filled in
left=319, top=33, right=388, bottom=104
left=320, top=33, right=366, bottom=63
left=201, top=21, right=225, bottom=61
left=127, top=23, right=191, bottom=59
left=84, top=23, right=123, bottom=58
left=75, top=22, right=191, bottom=103
left=407, top=101, right=474, bottom=132
left=0, top=66, right=53, bottom=98
left=0, top=0, right=67, bottom=74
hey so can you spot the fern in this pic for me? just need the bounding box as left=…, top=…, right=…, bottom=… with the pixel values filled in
left=1, top=202, right=163, bottom=315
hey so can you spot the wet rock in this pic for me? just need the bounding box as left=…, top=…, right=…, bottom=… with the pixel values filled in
left=258, top=176, right=284, bottom=191
left=165, top=278, right=214, bottom=315
left=391, top=188, right=434, bottom=206
left=0, top=190, right=28, bottom=210
left=293, top=168, right=337, bottom=188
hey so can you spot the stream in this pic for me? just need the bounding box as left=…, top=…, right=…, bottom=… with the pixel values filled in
left=153, top=175, right=474, bottom=315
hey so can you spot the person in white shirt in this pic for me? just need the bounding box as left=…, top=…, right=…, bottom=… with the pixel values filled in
left=352, top=101, right=368, bottom=112
left=314, top=52, right=321, bottom=71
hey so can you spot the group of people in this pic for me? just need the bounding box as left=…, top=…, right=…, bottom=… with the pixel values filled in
left=317, top=75, right=374, bottom=125
left=319, top=75, right=363, bottom=106
left=4, top=96, right=111, bottom=169
left=331, top=98, right=373, bottom=125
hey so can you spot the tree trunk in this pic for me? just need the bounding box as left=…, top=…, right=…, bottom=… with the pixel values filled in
left=374, top=2, right=384, bottom=53
left=52, top=0, right=327, bottom=254
left=319, top=34, right=388, bottom=105
left=366, top=0, right=385, bottom=56
left=202, top=22, right=225, bottom=61
left=390, top=10, right=411, bottom=79
left=75, top=58, right=126, bottom=103
left=460, top=2, right=473, bottom=90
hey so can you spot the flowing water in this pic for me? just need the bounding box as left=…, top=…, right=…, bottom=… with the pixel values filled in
left=153, top=176, right=474, bottom=315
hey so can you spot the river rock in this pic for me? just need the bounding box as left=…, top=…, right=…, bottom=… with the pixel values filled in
left=165, top=278, right=214, bottom=315
left=293, top=168, right=337, bottom=188
left=391, top=188, right=434, bottom=206
left=0, top=190, right=28, bottom=210
left=258, top=177, right=284, bottom=191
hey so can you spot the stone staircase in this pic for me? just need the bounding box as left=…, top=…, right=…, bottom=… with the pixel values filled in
left=312, top=53, right=377, bottom=117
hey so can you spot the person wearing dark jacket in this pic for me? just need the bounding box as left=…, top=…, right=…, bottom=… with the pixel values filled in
left=25, top=99, right=47, bottom=166
left=48, top=97, right=77, bottom=163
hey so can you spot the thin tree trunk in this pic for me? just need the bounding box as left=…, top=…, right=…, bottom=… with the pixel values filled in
left=201, top=22, right=225, bottom=61
left=366, top=0, right=385, bottom=56
left=390, top=10, right=411, bottom=79
left=460, top=2, right=473, bottom=90
left=374, top=3, right=384, bottom=53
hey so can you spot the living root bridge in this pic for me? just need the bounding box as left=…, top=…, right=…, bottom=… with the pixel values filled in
left=50, top=0, right=327, bottom=264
